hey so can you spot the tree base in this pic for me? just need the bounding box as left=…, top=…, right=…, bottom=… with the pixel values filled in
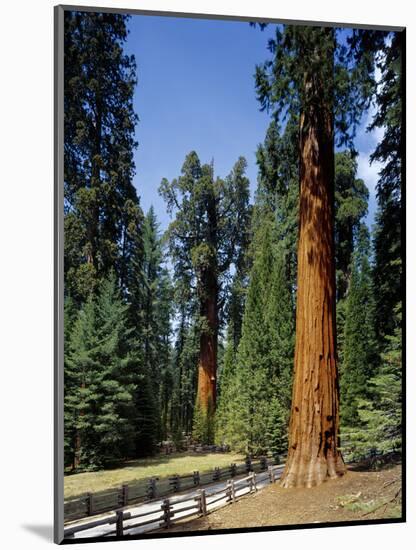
left=280, top=452, right=346, bottom=489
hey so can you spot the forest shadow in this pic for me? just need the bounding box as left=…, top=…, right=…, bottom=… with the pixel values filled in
left=347, top=452, right=402, bottom=472
left=65, top=450, right=231, bottom=476
left=122, top=451, right=219, bottom=469
left=65, top=452, right=178, bottom=475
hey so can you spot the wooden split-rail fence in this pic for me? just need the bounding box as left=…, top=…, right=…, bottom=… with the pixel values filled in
left=64, top=465, right=282, bottom=539
left=64, top=456, right=273, bottom=523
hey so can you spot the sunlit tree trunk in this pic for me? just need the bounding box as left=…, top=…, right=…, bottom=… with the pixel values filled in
left=280, top=60, right=345, bottom=488
left=195, top=274, right=218, bottom=429
left=194, top=173, right=218, bottom=444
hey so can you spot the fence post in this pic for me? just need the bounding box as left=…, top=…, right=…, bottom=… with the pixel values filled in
left=116, top=510, right=124, bottom=537
left=86, top=492, right=93, bottom=516
left=147, top=477, right=157, bottom=499
left=213, top=467, right=220, bottom=482
left=121, top=484, right=129, bottom=506
left=169, top=474, right=180, bottom=493
left=200, top=489, right=207, bottom=516
left=193, top=470, right=200, bottom=486
left=248, top=472, right=256, bottom=492
left=161, top=498, right=172, bottom=528
left=268, top=465, right=275, bottom=484
left=245, top=455, right=252, bottom=472
left=196, top=491, right=202, bottom=515
left=226, top=480, right=232, bottom=503
left=260, top=456, right=267, bottom=470
left=230, top=463, right=236, bottom=477
left=231, top=479, right=236, bottom=503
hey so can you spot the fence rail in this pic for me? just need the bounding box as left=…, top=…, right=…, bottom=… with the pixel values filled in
left=64, top=465, right=283, bottom=539
left=64, top=455, right=276, bottom=522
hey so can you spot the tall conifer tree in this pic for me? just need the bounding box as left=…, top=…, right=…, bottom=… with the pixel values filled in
left=159, top=153, right=250, bottom=443
left=341, top=226, right=378, bottom=428
left=255, top=24, right=379, bottom=487
left=216, top=220, right=294, bottom=455
left=64, top=11, right=143, bottom=303
left=65, top=274, right=137, bottom=469
left=370, top=33, right=403, bottom=344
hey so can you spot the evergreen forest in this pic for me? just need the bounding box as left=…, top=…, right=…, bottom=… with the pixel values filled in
left=63, top=12, right=403, bottom=481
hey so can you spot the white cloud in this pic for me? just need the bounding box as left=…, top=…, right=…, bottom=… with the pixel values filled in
left=356, top=151, right=384, bottom=229
left=356, top=151, right=382, bottom=194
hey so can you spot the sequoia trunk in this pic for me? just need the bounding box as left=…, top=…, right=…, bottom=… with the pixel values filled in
left=194, top=170, right=218, bottom=444
left=280, top=94, right=345, bottom=488
left=196, top=286, right=218, bottom=408
left=194, top=268, right=218, bottom=442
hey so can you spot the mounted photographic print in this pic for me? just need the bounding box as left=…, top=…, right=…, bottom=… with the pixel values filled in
left=54, top=4, right=405, bottom=544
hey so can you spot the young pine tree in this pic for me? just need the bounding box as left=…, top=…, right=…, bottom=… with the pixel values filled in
left=345, top=305, right=402, bottom=460
left=341, top=226, right=378, bottom=430
left=216, top=220, right=294, bottom=456
left=65, top=273, right=137, bottom=470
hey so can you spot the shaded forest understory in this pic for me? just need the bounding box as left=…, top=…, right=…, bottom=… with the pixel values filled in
left=63, top=11, right=402, bottom=488
left=166, top=462, right=402, bottom=532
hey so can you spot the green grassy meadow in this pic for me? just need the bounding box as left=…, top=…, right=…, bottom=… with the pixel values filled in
left=64, top=451, right=245, bottom=499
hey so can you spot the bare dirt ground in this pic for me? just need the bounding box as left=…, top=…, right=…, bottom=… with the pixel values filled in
left=167, top=462, right=402, bottom=532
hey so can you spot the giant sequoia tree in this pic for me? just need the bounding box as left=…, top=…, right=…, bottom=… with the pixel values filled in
left=159, top=153, right=250, bottom=443
left=255, top=25, right=380, bottom=487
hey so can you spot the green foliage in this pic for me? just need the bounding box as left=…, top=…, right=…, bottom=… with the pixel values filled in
left=342, top=306, right=402, bottom=461
left=169, top=312, right=199, bottom=437
left=216, top=220, right=294, bottom=455
left=136, top=207, right=174, bottom=454
left=159, top=152, right=251, bottom=443
left=64, top=273, right=137, bottom=470
left=64, top=11, right=143, bottom=304
left=216, top=112, right=298, bottom=457
left=340, top=226, right=378, bottom=428
left=159, top=152, right=251, bottom=312
left=252, top=23, right=403, bottom=468
left=254, top=115, right=299, bottom=294
left=335, top=151, right=369, bottom=301
left=254, top=25, right=380, bottom=147
left=339, top=32, right=403, bottom=463
left=355, top=32, right=402, bottom=345
left=193, top=397, right=215, bottom=445
left=62, top=18, right=402, bottom=473
left=215, top=324, right=244, bottom=449
left=368, top=33, right=402, bottom=199
left=372, top=200, right=402, bottom=345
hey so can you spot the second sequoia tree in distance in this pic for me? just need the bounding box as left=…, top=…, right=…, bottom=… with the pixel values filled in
left=159, top=153, right=251, bottom=443
left=255, top=25, right=382, bottom=487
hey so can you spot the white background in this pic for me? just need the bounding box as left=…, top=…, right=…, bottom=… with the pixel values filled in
left=0, top=1, right=413, bottom=548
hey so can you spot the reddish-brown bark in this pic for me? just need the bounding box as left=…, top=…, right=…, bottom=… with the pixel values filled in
left=280, top=97, right=345, bottom=488
left=196, top=282, right=218, bottom=414
left=194, top=177, right=219, bottom=440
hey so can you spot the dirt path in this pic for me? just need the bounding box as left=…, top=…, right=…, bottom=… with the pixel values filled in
left=167, top=464, right=402, bottom=532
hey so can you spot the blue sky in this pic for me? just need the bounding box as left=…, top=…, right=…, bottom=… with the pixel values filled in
left=125, top=15, right=383, bottom=233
